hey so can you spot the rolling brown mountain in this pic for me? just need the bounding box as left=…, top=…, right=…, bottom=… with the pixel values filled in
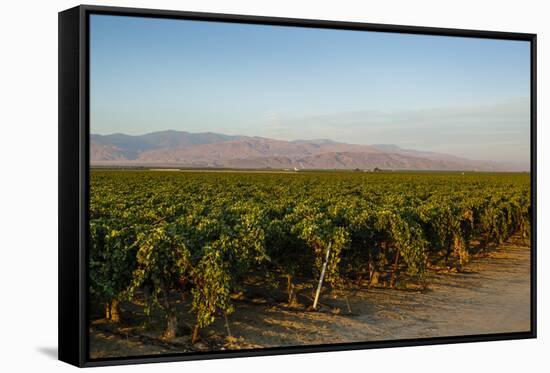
left=90, top=130, right=527, bottom=171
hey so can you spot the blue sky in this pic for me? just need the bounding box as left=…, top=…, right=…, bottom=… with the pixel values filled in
left=90, top=14, right=530, bottom=163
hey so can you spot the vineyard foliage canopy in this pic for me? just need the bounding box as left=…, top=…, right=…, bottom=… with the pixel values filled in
left=89, top=170, right=531, bottom=341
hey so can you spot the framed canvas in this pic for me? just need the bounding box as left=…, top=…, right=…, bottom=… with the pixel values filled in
left=58, top=4, right=537, bottom=367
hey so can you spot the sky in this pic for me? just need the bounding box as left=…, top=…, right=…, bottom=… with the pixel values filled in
left=90, top=14, right=531, bottom=163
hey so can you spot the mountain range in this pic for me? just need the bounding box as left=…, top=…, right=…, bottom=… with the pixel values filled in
left=90, top=130, right=527, bottom=171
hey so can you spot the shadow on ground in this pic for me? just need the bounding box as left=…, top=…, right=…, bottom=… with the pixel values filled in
left=37, top=346, right=58, bottom=360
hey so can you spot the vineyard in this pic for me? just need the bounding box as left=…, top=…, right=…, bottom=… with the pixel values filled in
left=89, top=170, right=531, bottom=348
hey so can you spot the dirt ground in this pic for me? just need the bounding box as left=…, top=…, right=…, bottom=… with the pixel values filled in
left=89, top=236, right=531, bottom=359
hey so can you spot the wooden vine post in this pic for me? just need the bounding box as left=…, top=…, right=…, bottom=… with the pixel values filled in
left=313, top=242, right=332, bottom=310
left=389, top=249, right=400, bottom=289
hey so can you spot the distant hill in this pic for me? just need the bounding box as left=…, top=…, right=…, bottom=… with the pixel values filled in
left=90, top=130, right=528, bottom=171
left=91, top=130, right=247, bottom=160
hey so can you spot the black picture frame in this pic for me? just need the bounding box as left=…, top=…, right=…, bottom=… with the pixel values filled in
left=59, top=4, right=537, bottom=367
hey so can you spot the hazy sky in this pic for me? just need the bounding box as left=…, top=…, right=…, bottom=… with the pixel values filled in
left=90, top=14, right=531, bottom=163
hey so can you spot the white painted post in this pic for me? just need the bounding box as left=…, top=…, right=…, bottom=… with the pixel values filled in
left=313, top=242, right=332, bottom=310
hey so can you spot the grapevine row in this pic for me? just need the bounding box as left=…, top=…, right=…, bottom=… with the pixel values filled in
left=89, top=171, right=530, bottom=342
